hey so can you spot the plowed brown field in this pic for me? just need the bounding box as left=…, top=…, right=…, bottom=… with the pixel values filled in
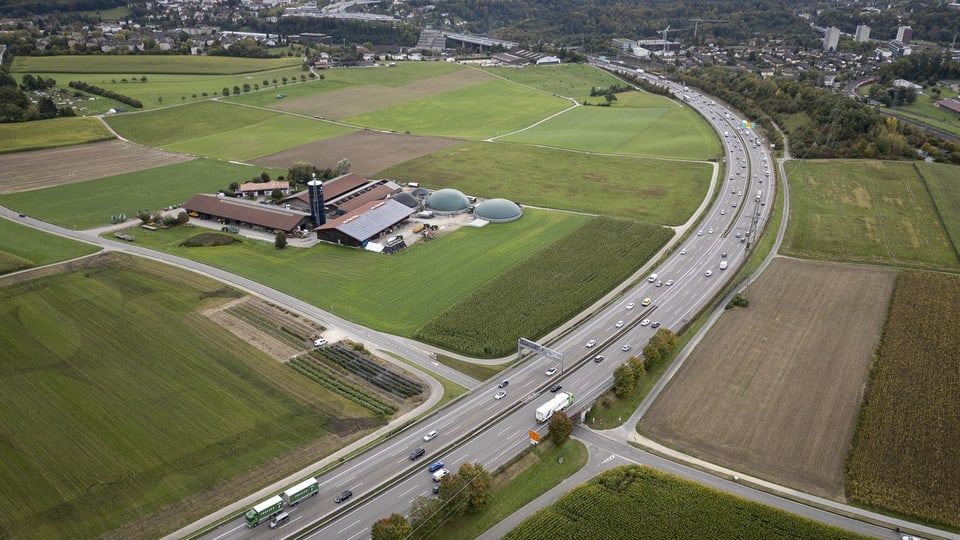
left=640, top=257, right=895, bottom=499
left=0, top=140, right=192, bottom=194
left=251, top=130, right=462, bottom=176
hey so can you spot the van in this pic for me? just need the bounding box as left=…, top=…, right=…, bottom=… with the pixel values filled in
left=269, top=512, right=289, bottom=529
left=432, top=468, right=449, bottom=482
left=647, top=273, right=658, bottom=283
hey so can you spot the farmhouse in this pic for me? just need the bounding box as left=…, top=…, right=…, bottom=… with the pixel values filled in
left=238, top=180, right=291, bottom=197
left=184, top=193, right=312, bottom=234
left=315, top=199, right=415, bottom=247
left=935, top=98, right=960, bottom=117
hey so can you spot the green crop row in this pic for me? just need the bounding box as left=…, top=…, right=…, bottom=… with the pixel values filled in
left=226, top=306, right=310, bottom=350
left=845, top=270, right=960, bottom=528
left=313, top=345, right=423, bottom=399
left=504, top=466, right=867, bottom=540
left=416, top=217, right=674, bottom=357
left=288, top=358, right=396, bottom=416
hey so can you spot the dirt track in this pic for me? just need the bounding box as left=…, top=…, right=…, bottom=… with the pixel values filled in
left=251, top=130, right=462, bottom=177
left=0, top=140, right=192, bottom=194
left=639, top=257, right=895, bottom=499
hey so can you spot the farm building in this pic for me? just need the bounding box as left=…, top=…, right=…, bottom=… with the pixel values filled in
left=426, top=188, right=470, bottom=214
left=280, top=174, right=403, bottom=217
left=390, top=192, right=420, bottom=208
left=184, top=194, right=313, bottom=234
left=238, top=180, right=291, bottom=197
left=315, top=199, right=415, bottom=247
left=474, top=198, right=522, bottom=223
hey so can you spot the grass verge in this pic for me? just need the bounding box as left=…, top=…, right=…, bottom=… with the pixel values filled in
left=432, top=353, right=505, bottom=383
left=0, top=218, right=100, bottom=274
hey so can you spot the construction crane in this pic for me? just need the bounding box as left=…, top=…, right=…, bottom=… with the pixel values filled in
left=689, top=18, right=730, bottom=39
left=658, top=24, right=688, bottom=54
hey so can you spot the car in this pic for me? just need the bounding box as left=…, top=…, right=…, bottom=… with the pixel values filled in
left=731, top=188, right=737, bottom=194
left=680, top=249, right=687, bottom=255
left=423, top=430, right=438, bottom=442
left=735, top=232, right=741, bottom=238
left=494, top=390, right=506, bottom=400
left=640, top=319, right=651, bottom=326
left=18, top=213, right=26, bottom=218
left=432, top=468, right=449, bottom=482
left=593, top=355, right=605, bottom=363
left=432, top=485, right=440, bottom=495
left=705, top=270, right=713, bottom=277
left=655, top=280, right=663, bottom=287
left=626, top=302, right=635, bottom=310
left=586, top=339, right=596, bottom=348
left=428, top=461, right=445, bottom=472
left=615, top=320, right=624, bottom=328
left=622, top=344, right=632, bottom=351
left=707, top=228, right=713, bottom=234
left=721, top=252, right=728, bottom=258
left=738, top=190, right=743, bottom=196
left=651, top=322, right=661, bottom=329
left=545, top=367, right=558, bottom=376
left=498, top=380, right=509, bottom=389
left=732, top=202, right=738, bottom=207
left=720, top=209, right=726, bottom=215
left=665, top=279, right=674, bottom=286
left=410, top=447, right=426, bottom=460
left=641, top=298, right=652, bottom=306
left=334, top=490, right=352, bottom=503
left=697, top=230, right=703, bottom=236
left=549, top=384, right=563, bottom=392
left=269, top=512, right=290, bottom=529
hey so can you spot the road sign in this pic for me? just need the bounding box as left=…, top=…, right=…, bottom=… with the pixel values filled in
left=529, top=430, right=540, bottom=444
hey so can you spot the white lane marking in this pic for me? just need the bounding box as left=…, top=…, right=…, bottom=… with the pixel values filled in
left=338, top=520, right=361, bottom=534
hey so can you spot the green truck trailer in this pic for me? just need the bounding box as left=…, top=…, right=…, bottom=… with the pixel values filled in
left=245, top=495, right=284, bottom=528
left=283, top=477, right=319, bottom=506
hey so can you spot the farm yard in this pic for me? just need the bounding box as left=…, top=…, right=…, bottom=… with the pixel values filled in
left=639, top=258, right=896, bottom=499
left=503, top=466, right=867, bottom=540
left=845, top=270, right=960, bottom=528
left=782, top=159, right=960, bottom=269
left=0, top=253, right=391, bottom=539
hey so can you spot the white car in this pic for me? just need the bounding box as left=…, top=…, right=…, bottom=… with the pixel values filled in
left=705, top=270, right=713, bottom=277
left=622, top=344, right=632, bottom=352
left=423, top=430, right=438, bottom=442
left=708, top=228, right=713, bottom=234
left=697, top=230, right=703, bottom=236
left=665, top=279, right=674, bottom=286
left=720, top=209, right=726, bottom=215
left=615, top=320, right=624, bottom=328
left=680, top=249, right=687, bottom=255
left=626, top=302, right=635, bottom=310
left=494, top=390, right=506, bottom=400
left=640, top=319, right=651, bottom=326
left=545, top=367, right=558, bottom=376
left=586, top=339, right=596, bottom=348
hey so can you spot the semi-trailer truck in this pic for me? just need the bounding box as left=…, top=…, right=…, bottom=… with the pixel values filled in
left=536, top=392, right=574, bottom=423
left=283, top=477, right=319, bottom=506
left=245, top=495, right=284, bottom=528
left=756, top=190, right=762, bottom=202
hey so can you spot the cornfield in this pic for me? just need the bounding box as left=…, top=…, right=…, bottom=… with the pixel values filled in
left=845, top=270, right=960, bottom=528
left=415, top=218, right=673, bottom=357
left=503, top=466, right=866, bottom=539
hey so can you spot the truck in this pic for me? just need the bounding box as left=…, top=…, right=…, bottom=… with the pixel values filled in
left=245, top=495, right=284, bottom=528
left=283, top=477, right=319, bottom=506
left=536, top=392, right=573, bottom=423
left=756, top=190, right=762, bottom=202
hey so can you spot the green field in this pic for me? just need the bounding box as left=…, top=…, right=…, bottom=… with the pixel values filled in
left=483, top=63, right=621, bottom=100
left=504, top=466, right=868, bottom=540
left=0, top=253, right=376, bottom=538
left=0, top=117, right=114, bottom=153
left=377, top=141, right=711, bottom=224
left=846, top=271, right=960, bottom=529
left=10, top=55, right=302, bottom=75
left=342, top=78, right=570, bottom=139
left=0, top=159, right=284, bottom=229
left=781, top=159, right=960, bottom=268
left=0, top=218, right=100, bottom=274
left=916, top=161, right=960, bottom=257
left=118, top=209, right=590, bottom=336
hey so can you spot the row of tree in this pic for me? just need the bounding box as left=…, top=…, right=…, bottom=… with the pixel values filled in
left=68, top=80, right=142, bottom=108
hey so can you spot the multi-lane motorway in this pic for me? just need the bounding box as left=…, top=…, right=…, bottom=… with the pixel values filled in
left=194, top=76, right=790, bottom=540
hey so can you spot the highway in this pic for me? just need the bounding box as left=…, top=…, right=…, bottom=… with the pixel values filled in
left=193, top=76, right=791, bottom=539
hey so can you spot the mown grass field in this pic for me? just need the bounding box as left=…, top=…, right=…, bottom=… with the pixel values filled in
left=782, top=159, right=960, bottom=268
left=10, top=55, right=302, bottom=74
left=0, top=253, right=377, bottom=539
left=0, top=116, right=114, bottom=153
left=503, top=466, right=868, bottom=540
left=341, top=78, right=570, bottom=139
left=502, top=91, right=720, bottom=160
left=417, top=218, right=673, bottom=357
left=0, top=159, right=283, bottom=229
left=483, top=63, right=621, bottom=99
left=0, top=218, right=100, bottom=274
left=916, top=161, right=960, bottom=257
left=846, top=270, right=960, bottom=529
left=119, top=209, right=589, bottom=336
left=377, top=141, right=711, bottom=225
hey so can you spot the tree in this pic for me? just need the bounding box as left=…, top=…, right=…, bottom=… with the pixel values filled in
left=229, top=181, right=240, bottom=193
left=222, top=86, right=229, bottom=97
left=457, top=462, right=492, bottom=514
left=288, top=161, right=318, bottom=185
left=627, top=356, right=646, bottom=380
left=613, top=363, right=635, bottom=396
left=270, top=188, right=284, bottom=200
left=275, top=230, right=287, bottom=249
left=334, top=157, right=351, bottom=176
left=260, top=171, right=270, bottom=182
left=408, top=495, right=444, bottom=536
left=232, top=85, right=240, bottom=95
left=438, top=472, right=468, bottom=517
left=371, top=513, right=411, bottom=540
left=548, top=411, right=573, bottom=446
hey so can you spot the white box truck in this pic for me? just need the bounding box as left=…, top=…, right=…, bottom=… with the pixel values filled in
left=535, top=392, right=573, bottom=423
